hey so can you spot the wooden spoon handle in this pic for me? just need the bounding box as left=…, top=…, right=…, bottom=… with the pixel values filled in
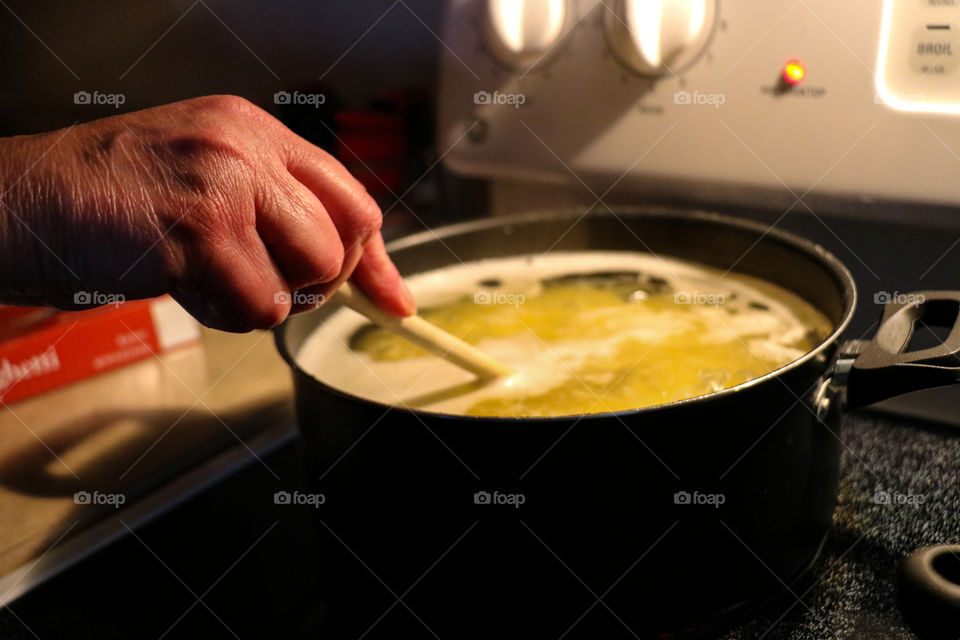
left=332, top=283, right=512, bottom=380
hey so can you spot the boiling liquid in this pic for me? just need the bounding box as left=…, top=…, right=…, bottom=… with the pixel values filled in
left=297, top=252, right=831, bottom=417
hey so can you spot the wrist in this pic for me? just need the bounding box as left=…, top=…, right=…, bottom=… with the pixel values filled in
left=0, top=131, right=76, bottom=306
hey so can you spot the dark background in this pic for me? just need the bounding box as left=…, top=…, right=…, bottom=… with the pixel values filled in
left=0, top=0, right=443, bottom=134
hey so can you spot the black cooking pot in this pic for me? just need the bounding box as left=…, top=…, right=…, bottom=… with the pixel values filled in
left=275, top=209, right=959, bottom=638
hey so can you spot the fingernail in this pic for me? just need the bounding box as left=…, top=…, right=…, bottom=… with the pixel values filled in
left=401, top=279, right=417, bottom=315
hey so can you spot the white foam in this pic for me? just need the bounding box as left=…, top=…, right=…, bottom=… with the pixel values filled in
left=296, top=251, right=820, bottom=416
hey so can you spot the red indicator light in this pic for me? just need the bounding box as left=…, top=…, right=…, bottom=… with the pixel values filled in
left=782, top=59, right=806, bottom=85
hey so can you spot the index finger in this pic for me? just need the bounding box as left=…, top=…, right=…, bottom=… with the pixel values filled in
left=279, top=133, right=415, bottom=316
left=350, top=233, right=416, bottom=317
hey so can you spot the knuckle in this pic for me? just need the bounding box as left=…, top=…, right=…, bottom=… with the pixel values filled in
left=193, top=94, right=263, bottom=120
left=318, top=240, right=345, bottom=281
left=248, top=297, right=288, bottom=330
left=351, top=195, right=382, bottom=245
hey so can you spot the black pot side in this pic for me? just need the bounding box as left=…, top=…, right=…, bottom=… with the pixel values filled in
left=275, top=209, right=918, bottom=638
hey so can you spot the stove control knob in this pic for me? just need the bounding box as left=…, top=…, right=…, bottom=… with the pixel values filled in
left=484, top=0, right=568, bottom=71
left=604, top=0, right=715, bottom=76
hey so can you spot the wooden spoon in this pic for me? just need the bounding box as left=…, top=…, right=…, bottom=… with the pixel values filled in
left=332, top=282, right=512, bottom=380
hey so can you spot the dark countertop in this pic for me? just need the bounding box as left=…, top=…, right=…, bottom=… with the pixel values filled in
left=723, top=411, right=960, bottom=640
left=1, top=409, right=956, bottom=639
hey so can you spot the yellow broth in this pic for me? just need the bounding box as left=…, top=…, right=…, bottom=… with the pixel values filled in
left=298, top=252, right=833, bottom=418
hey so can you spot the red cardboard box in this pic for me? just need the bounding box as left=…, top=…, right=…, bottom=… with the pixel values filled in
left=0, top=297, right=200, bottom=405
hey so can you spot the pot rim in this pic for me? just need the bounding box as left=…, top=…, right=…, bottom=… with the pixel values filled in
left=274, top=207, right=858, bottom=422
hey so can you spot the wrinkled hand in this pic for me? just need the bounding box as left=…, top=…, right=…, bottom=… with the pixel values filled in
left=0, top=95, right=415, bottom=331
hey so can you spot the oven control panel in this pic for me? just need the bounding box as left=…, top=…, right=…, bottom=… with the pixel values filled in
left=878, top=0, right=960, bottom=114
left=438, top=0, right=960, bottom=208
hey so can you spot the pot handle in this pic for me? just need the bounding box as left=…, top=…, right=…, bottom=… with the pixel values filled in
left=841, top=291, right=960, bottom=407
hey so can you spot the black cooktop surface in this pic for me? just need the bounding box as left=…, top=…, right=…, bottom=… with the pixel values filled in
left=1, top=410, right=957, bottom=639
